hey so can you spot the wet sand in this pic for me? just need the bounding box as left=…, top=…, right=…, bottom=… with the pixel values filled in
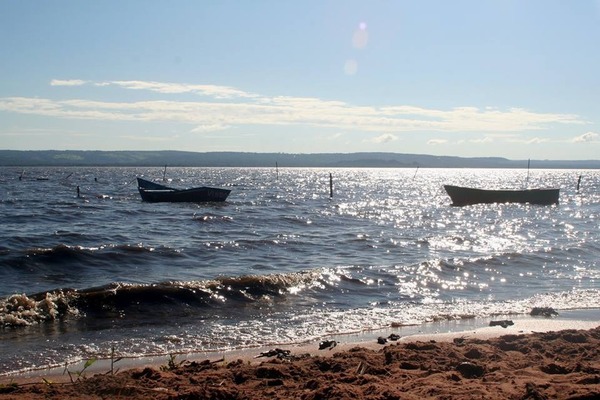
left=1, top=316, right=599, bottom=399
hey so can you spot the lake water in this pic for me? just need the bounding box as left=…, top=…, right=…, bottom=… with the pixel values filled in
left=1, top=166, right=599, bottom=375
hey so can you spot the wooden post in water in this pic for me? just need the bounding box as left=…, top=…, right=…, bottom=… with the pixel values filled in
left=276, top=162, right=279, bottom=180
left=329, top=173, right=333, bottom=198
left=577, top=175, right=582, bottom=193
left=163, top=165, right=167, bottom=182
left=413, top=166, right=419, bottom=179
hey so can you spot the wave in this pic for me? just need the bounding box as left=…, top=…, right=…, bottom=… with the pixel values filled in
left=0, top=270, right=324, bottom=327
left=192, top=213, right=234, bottom=223
left=1, top=241, right=597, bottom=329
left=0, top=291, right=78, bottom=327
left=1, top=243, right=183, bottom=270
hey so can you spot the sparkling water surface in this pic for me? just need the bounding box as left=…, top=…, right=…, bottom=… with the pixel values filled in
left=1, top=167, right=599, bottom=374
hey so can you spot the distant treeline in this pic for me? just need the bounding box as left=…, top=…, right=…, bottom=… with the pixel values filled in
left=1, top=150, right=599, bottom=169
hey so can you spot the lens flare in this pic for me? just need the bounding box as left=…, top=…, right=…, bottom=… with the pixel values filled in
left=344, top=59, right=358, bottom=75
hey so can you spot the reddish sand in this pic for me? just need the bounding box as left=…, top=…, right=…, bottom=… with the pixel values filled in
left=1, top=325, right=599, bottom=399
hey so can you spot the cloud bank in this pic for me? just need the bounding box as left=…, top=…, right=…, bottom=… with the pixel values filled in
left=0, top=79, right=588, bottom=138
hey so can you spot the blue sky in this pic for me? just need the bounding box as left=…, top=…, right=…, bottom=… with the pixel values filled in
left=1, top=0, right=599, bottom=160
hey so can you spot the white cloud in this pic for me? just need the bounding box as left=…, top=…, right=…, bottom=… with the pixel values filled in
left=0, top=79, right=590, bottom=137
left=525, top=137, right=549, bottom=144
left=572, top=131, right=599, bottom=143
left=469, top=136, right=494, bottom=144
left=190, top=124, right=230, bottom=133
left=372, top=133, right=398, bottom=143
left=106, top=80, right=258, bottom=99
left=50, top=79, right=87, bottom=86
left=505, top=136, right=550, bottom=144
left=427, top=139, right=448, bottom=145
left=49, top=79, right=258, bottom=99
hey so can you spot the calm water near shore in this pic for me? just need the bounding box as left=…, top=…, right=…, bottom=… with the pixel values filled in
left=1, top=166, right=599, bottom=375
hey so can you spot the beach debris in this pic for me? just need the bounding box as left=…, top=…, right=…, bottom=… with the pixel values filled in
left=182, top=358, right=226, bottom=373
left=453, top=336, right=467, bottom=345
left=377, top=336, right=388, bottom=345
left=388, top=333, right=401, bottom=341
left=530, top=307, right=559, bottom=317
left=255, top=348, right=290, bottom=359
left=456, top=362, right=485, bottom=378
left=489, top=320, right=514, bottom=328
left=318, top=340, right=337, bottom=350
left=356, top=361, right=367, bottom=375
left=464, top=348, right=483, bottom=360
left=524, top=382, right=548, bottom=400
left=0, top=383, right=19, bottom=395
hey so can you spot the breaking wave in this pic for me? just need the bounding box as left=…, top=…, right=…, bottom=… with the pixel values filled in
left=1, top=270, right=324, bottom=327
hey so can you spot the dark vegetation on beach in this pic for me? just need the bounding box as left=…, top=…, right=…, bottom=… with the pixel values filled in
left=2, top=150, right=600, bottom=168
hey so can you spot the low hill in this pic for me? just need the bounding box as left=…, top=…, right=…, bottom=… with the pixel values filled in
left=0, top=150, right=598, bottom=168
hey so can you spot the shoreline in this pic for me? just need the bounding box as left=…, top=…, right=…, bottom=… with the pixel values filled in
left=1, top=317, right=599, bottom=399
left=4, top=308, right=599, bottom=385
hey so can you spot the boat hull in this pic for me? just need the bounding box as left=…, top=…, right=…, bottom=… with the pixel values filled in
left=443, top=185, right=559, bottom=206
left=138, top=187, right=230, bottom=203
left=136, top=177, right=173, bottom=190
left=137, top=177, right=230, bottom=203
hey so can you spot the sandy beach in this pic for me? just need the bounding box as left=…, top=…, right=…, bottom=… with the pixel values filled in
left=1, top=316, right=599, bottom=399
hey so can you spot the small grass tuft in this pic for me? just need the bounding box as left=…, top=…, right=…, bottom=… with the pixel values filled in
left=109, top=345, right=123, bottom=375
left=63, top=357, right=97, bottom=383
left=160, top=353, right=186, bottom=371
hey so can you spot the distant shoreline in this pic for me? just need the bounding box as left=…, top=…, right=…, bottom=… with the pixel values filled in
left=2, top=150, right=600, bottom=168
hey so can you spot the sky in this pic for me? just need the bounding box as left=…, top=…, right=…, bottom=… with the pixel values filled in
left=1, top=0, right=600, bottom=160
